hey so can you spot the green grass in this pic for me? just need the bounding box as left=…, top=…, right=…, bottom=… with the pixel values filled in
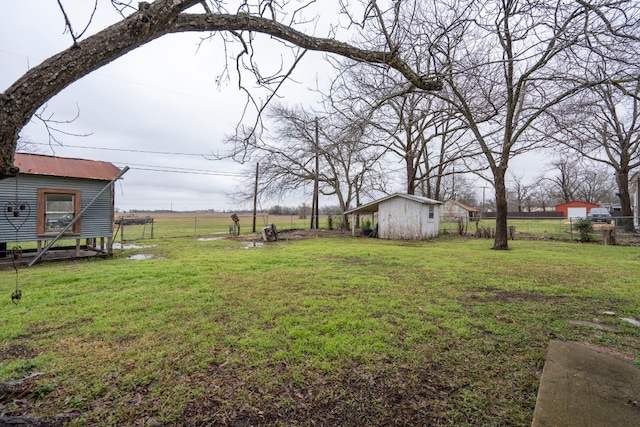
left=1, top=236, right=639, bottom=425
left=113, top=212, right=323, bottom=241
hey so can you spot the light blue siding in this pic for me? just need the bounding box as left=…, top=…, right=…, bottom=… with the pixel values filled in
left=0, top=174, right=114, bottom=242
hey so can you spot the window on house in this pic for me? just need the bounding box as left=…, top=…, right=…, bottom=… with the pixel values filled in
left=428, top=205, right=435, bottom=220
left=37, top=189, right=81, bottom=235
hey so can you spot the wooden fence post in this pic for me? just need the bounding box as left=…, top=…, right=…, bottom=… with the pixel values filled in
left=602, top=228, right=616, bottom=245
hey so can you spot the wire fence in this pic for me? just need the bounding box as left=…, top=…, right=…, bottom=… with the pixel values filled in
left=439, top=216, right=640, bottom=245
left=115, top=212, right=329, bottom=241
left=116, top=213, right=640, bottom=246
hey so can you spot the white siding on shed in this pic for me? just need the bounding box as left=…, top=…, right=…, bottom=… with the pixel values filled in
left=378, top=197, right=439, bottom=239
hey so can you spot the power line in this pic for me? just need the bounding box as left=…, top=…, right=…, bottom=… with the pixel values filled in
left=23, top=143, right=244, bottom=177
left=28, top=141, right=213, bottom=157
left=113, top=162, right=243, bottom=177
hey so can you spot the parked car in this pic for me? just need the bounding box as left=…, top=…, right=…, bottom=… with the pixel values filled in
left=587, top=208, right=612, bottom=223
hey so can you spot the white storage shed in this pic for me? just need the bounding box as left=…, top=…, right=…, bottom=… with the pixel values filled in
left=344, top=193, right=442, bottom=240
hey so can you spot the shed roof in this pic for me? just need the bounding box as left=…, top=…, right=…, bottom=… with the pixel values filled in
left=344, top=193, right=442, bottom=215
left=555, top=200, right=600, bottom=209
left=14, top=153, right=121, bottom=181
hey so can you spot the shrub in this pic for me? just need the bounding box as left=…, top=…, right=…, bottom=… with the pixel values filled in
left=574, top=218, right=594, bottom=242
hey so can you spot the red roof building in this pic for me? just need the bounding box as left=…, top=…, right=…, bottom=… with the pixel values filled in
left=555, top=201, right=600, bottom=218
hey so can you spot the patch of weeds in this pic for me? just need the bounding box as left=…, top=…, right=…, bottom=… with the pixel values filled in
left=29, top=383, right=57, bottom=399
left=1, top=358, right=43, bottom=380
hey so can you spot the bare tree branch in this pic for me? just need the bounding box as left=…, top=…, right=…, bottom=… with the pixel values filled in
left=1, top=0, right=441, bottom=178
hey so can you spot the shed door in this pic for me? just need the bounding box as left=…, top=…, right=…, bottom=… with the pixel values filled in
left=567, top=207, right=587, bottom=219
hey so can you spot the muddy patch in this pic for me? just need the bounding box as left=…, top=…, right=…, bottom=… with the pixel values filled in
left=462, top=290, right=562, bottom=303
left=0, top=343, right=37, bottom=360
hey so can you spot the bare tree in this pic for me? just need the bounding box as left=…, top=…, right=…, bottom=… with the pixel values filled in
left=544, top=156, right=617, bottom=205
left=324, top=73, right=468, bottom=201
left=227, top=103, right=385, bottom=229
left=547, top=79, right=640, bottom=231
left=0, top=0, right=441, bottom=178
left=507, top=173, right=533, bottom=213
left=529, top=176, right=554, bottom=212
left=544, top=157, right=583, bottom=204
left=324, top=5, right=477, bottom=202
left=573, top=163, right=618, bottom=206
left=417, top=0, right=637, bottom=249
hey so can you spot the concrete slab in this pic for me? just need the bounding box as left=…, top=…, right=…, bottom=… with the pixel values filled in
left=532, top=340, right=640, bottom=427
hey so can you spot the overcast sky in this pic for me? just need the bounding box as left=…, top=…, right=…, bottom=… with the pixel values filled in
left=1, top=1, right=339, bottom=212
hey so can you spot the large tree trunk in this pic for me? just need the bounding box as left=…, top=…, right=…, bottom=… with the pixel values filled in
left=493, top=172, right=510, bottom=250
left=615, top=170, right=635, bottom=232
left=0, top=1, right=440, bottom=179
left=406, top=157, right=416, bottom=195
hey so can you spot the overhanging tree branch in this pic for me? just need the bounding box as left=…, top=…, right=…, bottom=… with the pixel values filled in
left=0, top=0, right=440, bottom=178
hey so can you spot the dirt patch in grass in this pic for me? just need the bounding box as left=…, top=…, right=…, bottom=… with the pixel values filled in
left=0, top=344, right=37, bottom=360
left=460, top=287, right=572, bottom=304
left=233, top=228, right=351, bottom=242
left=176, top=362, right=453, bottom=426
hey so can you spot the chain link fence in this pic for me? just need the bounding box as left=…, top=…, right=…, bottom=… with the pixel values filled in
left=439, top=216, right=640, bottom=245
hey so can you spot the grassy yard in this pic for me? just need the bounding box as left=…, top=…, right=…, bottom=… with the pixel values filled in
left=1, top=235, right=639, bottom=426
left=114, top=212, right=322, bottom=241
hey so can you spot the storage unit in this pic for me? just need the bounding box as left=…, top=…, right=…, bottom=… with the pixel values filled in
left=344, top=193, right=442, bottom=240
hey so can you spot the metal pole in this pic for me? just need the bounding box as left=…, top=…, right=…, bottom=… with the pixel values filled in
left=29, top=166, right=129, bottom=266
left=314, top=117, right=320, bottom=229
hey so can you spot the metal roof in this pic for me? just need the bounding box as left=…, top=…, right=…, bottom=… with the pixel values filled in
left=14, top=153, right=121, bottom=181
left=344, top=193, right=442, bottom=215
left=448, top=200, right=478, bottom=212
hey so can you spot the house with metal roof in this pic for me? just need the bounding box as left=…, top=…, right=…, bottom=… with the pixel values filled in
left=1, top=153, right=126, bottom=267
left=441, top=200, right=479, bottom=223
left=344, top=193, right=442, bottom=240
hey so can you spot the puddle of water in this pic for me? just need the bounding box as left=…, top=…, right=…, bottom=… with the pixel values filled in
left=127, top=254, right=155, bottom=260
left=112, top=243, right=157, bottom=250
left=242, top=241, right=264, bottom=249
left=197, top=237, right=227, bottom=241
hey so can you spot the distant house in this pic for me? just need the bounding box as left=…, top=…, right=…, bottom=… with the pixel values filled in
left=441, top=200, right=479, bottom=223
left=344, top=193, right=442, bottom=240
left=555, top=201, right=601, bottom=219
left=0, top=153, right=124, bottom=265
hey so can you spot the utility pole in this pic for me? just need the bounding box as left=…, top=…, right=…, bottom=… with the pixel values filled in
left=252, top=162, right=259, bottom=233
left=314, top=117, right=319, bottom=229
left=310, top=117, right=320, bottom=229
